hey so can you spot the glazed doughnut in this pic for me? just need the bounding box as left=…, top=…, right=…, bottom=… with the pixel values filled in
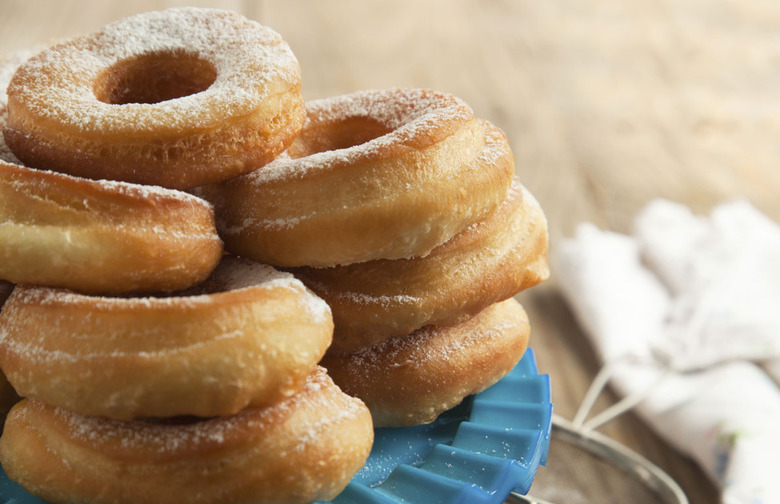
left=0, top=367, right=373, bottom=504
left=322, top=298, right=531, bottom=427
left=3, top=8, right=304, bottom=189
left=0, top=159, right=223, bottom=294
left=196, top=88, right=515, bottom=267
left=294, top=179, right=549, bottom=354
left=0, top=257, right=333, bottom=419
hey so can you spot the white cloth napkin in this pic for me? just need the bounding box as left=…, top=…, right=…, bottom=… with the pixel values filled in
left=554, top=199, right=780, bottom=504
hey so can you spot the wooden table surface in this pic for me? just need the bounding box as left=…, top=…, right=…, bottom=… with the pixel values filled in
left=4, top=1, right=779, bottom=502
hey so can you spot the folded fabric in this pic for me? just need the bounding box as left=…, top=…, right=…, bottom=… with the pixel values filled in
left=554, top=199, right=780, bottom=504
left=635, top=200, right=780, bottom=372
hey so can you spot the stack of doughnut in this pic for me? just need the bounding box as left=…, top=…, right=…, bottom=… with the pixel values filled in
left=0, top=5, right=549, bottom=504
left=0, top=9, right=372, bottom=504
left=195, top=87, right=550, bottom=427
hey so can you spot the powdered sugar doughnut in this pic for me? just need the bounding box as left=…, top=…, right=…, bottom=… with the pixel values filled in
left=0, top=158, right=223, bottom=294
left=322, top=298, right=531, bottom=427
left=1, top=50, right=223, bottom=294
left=197, top=88, right=515, bottom=267
left=0, top=257, right=333, bottom=419
left=3, top=8, right=304, bottom=189
left=0, top=367, right=373, bottom=504
left=294, top=180, right=549, bottom=354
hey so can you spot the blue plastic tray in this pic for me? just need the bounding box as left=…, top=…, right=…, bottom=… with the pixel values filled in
left=319, top=348, right=552, bottom=504
left=0, top=350, right=551, bottom=504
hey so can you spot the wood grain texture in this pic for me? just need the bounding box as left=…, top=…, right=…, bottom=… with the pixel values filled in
left=3, top=1, right=775, bottom=502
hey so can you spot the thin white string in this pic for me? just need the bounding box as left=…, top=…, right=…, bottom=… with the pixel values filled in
left=572, top=354, right=672, bottom=433
left=571, top=361, right=616, bottom=428
left=581, top=367, right=670, bottom=432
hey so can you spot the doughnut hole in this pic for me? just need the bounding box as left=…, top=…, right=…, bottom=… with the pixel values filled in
left=286, top=117, right=392, bottom=158
left=93, top=51, right=217, bottom=105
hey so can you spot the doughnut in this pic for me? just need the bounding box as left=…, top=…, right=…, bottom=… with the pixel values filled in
left=0, top=257, right=333, bottom=419
left=0, top=158, right=223, bottom=294
left=0, top=367, right=373, bottom=504
left=3, top=8, right=305, bottom=189
left=196, top=88, right=516, bottom=267
left=322, top=298, right=531, bottom=427
left=1, top=50, right=223, bottom=294
left=294, top=179, right=549, bottom=354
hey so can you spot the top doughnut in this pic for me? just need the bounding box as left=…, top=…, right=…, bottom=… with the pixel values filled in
left=3, top=8, right=305, bottom=189
left=197, top=88, right=516, bottom=267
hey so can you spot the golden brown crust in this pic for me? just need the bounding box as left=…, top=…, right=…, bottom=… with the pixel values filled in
left=3, top=8, right=305, bottom=189
left=0, top=159, right=223, bottom=294
left=294, top=180, right=549, bottom=354
left=322, top=298, right=531, bottom=427
left=0, top=367, right=374, bottom=504
left=0, top=257, right=334, bottom=419
left=196, top=88, right=516, bottom=267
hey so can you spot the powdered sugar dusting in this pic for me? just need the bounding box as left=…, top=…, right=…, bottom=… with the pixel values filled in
left=246, top=88, right=474, bottom=185
left=81, top=176, right=213, bottom=206
left=48, top=368, right=363, bottom=455
left=0, top=50, right=36, bottom=164
left=1, top=329, right=246, bottom=366
left=341, top=301, right=523, bottom=373
left=8, top=285, right=200, bottom=312
left=0, top=50, right=35, bottom=110
left=476, top=119, right=512, bottom=168
left=324, top=290, right=420, bottom=308
left=6, top=256, right=329, bottom=324
left=223, top=214, right=308, bottom=233
left=305, top=88, right=471, bottom=136
left=8, top=7, right=300, bottom=134
left=192, top=256, right=296, bottom=293
left=191, top=257, right=331, bottom=324
left=2, top=48, right=216, bottom=201
left=0, top=156, right=216, bottom=210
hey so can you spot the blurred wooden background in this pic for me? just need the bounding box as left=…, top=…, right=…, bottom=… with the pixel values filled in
left=4, top=0, right=779, bottom=502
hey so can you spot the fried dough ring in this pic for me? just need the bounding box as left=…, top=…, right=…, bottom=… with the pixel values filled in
left=3, top=8, right=304, bottom=189
left=0, top=159, right=223, bottom=294
left=0, top=367, right=373, bottom=504
left=196, top=88, right=515, bottom=267
left=322, top=298, right=531, bottom=427
left=294, top=180, right=549, bottom=354
left=0, top=257, right=333, bottom=419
